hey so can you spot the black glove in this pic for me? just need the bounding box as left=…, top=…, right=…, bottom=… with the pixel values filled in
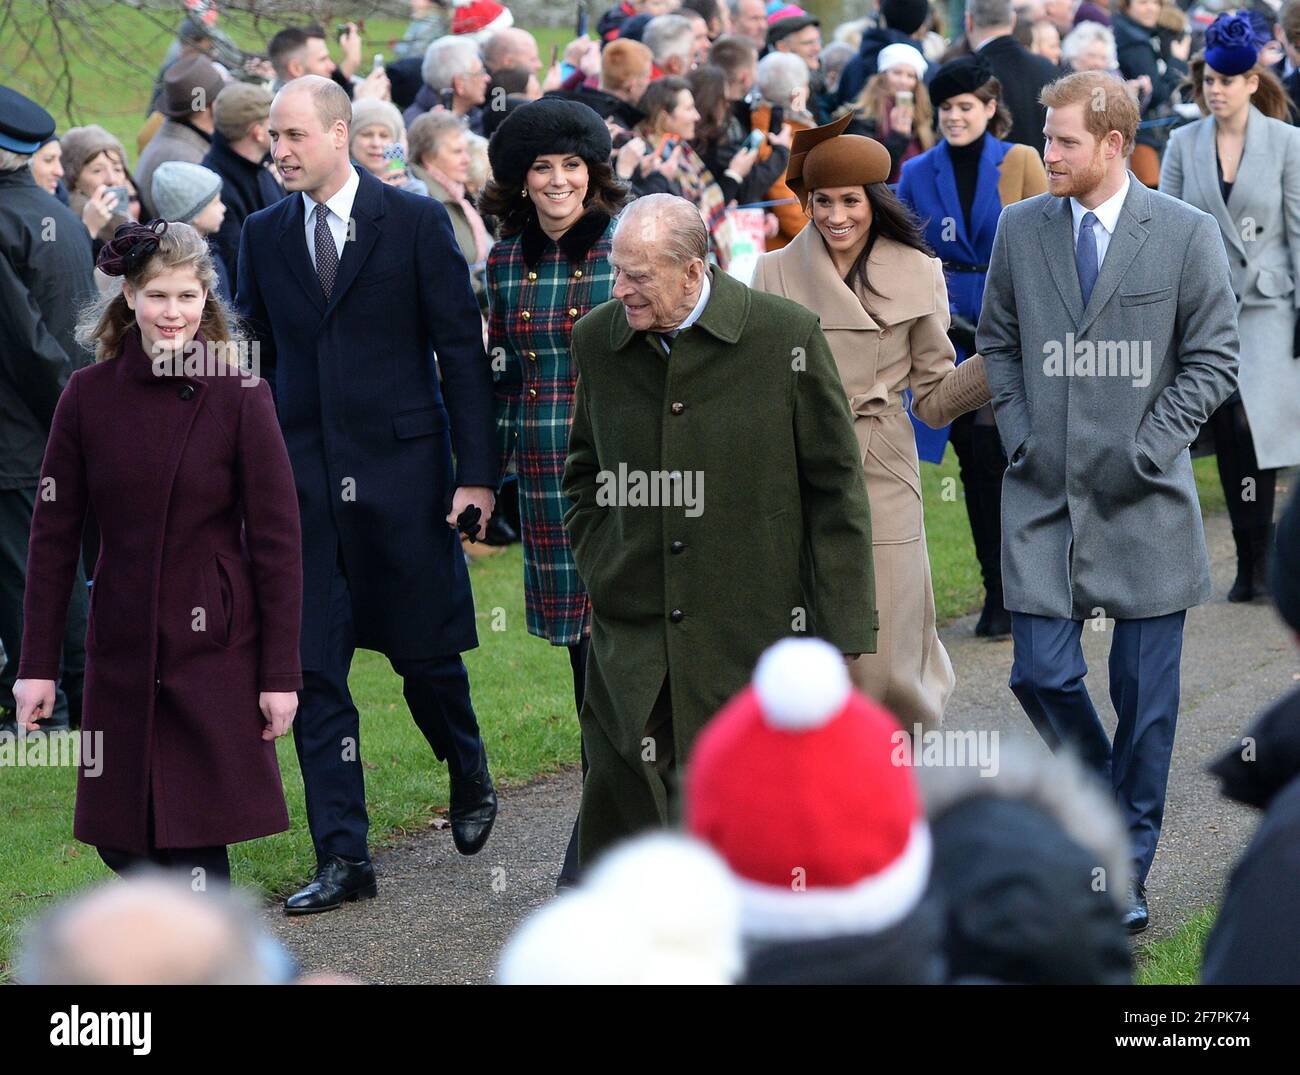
left=455, top=505, right=483, bottom=541
left=948, top=313, right=978, bottom=357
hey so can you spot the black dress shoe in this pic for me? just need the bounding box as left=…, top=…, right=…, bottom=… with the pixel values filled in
left=1122, top=879, right=1149, bottom=935
left=449, top=766, right=497, bottom=855
left=284, top=854, right=377, bottom=915
left=484, top=513, right=520, bottom=546
left=974, top=593, right=1012, bottom=639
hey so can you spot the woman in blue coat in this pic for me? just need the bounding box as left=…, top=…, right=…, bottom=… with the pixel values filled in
left=897, top=56, right=1047, bottom=638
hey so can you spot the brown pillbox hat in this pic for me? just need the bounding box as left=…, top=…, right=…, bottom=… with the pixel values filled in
left=786, top=113, right=891, bottom=210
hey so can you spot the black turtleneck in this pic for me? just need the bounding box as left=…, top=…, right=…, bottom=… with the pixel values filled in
left=948, top=132, right=986, bottom=236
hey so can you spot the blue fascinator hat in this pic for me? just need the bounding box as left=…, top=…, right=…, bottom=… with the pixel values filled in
left=1204, top=12, right=1268, bottom=77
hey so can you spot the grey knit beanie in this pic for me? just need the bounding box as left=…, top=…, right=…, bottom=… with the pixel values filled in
left=150, top=160, right=222, bottom=223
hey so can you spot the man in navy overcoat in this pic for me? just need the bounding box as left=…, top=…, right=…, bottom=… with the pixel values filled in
left=237, top=76, right=499, bottom=912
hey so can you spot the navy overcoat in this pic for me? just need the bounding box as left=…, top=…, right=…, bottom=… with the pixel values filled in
left=237, top=166, right=496, bottom=669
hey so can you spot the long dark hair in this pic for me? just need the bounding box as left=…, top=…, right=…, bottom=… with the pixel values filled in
left=687, top=65, right=731, bottom=152
left=637, top=76, right=691, bottom=138
left=478, top=158, right=629, bottom=238
left=812, top=183, right=934, bottom=322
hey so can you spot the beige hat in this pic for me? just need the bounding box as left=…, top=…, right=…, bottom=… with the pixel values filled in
left=213, top=82, right=272, bottom=142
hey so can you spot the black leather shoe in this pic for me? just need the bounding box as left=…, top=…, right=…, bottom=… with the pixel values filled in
left=449, top=766, right=497, bottom=855
left=284, top=854, right=377, bottom=915
left=974, top=594, right=1012, bottom=639
left=1122, top=879, right=1149, bottom=935
left=484, top=513, right=520, bottom=546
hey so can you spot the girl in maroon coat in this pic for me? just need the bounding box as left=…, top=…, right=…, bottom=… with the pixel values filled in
left=13, top=220, right=303, bottom=884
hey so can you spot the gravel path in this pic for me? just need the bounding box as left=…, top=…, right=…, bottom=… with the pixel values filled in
left=263, top=507, right=1297, bottom=983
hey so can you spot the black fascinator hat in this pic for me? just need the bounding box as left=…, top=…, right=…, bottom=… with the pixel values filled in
left=96, top=219, right=169, bottom=278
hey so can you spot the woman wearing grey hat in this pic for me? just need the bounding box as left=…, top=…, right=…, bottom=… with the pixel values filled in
left=480, top=98, right=628, bottom=885
left=348, top=97, right=429, bottom=198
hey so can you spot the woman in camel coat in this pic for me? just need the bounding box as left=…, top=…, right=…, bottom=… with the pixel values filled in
left=753, top=115, right=990, bottom=729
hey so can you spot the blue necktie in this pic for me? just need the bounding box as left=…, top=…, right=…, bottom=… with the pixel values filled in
left=1076, top=210, right=1099, bottom=308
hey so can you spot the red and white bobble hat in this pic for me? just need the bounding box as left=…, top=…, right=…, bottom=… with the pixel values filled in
left=451, top=0, right=515, bottom=41
left=687, top=636, right=931, bottom=941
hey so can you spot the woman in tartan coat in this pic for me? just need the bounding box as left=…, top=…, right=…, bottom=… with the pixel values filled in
left=482, top=99, right=629, bottom=884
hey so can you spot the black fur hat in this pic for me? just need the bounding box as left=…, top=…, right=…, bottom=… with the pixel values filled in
left=488, top=98, right=612, bottom=190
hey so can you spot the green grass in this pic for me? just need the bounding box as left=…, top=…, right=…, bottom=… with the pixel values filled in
left=1136, top=906, right=1217, bottom=985
left=0, top=2, right=1233, bottom=979
left=0, top=449, right=1227, bottom=980
left=0, top=545, right=579, bottom=980
left=0, top=3, right=571, bottom=168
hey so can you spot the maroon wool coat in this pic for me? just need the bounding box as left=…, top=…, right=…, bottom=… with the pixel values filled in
left=18, top=327, right=303, bottom=853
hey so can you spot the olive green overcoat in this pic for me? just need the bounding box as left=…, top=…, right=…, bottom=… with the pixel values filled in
left=563, top=265, right=878, bottom=864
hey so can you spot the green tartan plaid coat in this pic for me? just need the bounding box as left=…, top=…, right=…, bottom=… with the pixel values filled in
left=487, top=210, right=618, bottom=645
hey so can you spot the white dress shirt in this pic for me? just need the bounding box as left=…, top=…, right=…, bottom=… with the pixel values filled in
left=1070, top=174, right=1130, bottom=274
left=302, top=166, right=360, bottom=268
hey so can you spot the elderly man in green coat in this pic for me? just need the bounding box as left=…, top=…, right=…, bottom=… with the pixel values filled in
left=563, top=194, right=879, bottom=866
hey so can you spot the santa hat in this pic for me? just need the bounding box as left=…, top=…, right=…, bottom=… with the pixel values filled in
left=687, top=636, right=931, bottom=941
left=496, top=833, right=743, bottom=984
left=451, top=0, right=514, bottom=42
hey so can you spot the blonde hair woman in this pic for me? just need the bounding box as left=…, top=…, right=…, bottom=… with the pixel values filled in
left=847, top=43, right=935, bottom=184
left=13, top=220, right=303, bottom=883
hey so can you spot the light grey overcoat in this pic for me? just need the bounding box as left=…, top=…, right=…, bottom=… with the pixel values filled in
left=977, top=175, right=1240, bottom=621
left=1159, top=105, right=1300, bottom=470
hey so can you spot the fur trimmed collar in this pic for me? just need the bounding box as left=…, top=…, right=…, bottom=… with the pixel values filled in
left=521, top=209, right=611, bottom=270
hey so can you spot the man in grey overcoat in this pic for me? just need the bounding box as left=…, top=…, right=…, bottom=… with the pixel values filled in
left=977, top=72, right=1240, bottom=934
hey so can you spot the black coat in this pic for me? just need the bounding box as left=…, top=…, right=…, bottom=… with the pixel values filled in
left=0, top=167, right=95, bottom=489
left=928, top=796, right=1133, bottom=984
left=741, top=895, right=946, bottom=984
left=1202, top=686, right=1300, bottom=984
left=1112, top=13, right=1188, bottom=150
left=200, top=131, right=285, bottom=299
left=974, top=35, right=1061, bottom=155
left=549, top=84, right=644, bottom=132
left=1285, top=67, right=1300, bottom=125
left=1112, top=13, right=1187, bottom=111
left=235, top=166, right=496, bottom=669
